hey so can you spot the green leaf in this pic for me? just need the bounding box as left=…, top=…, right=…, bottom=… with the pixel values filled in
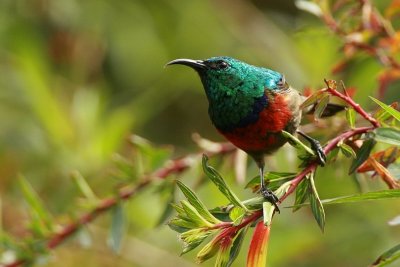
left=196, top=237, right=220, bottom=263
left=308, top=173, right=325, bottom=232
left=227, top=227, right=248, bottom=267
left=19, top=175, right=53, bottom=234
left=263, top=202, right=275, bottom=226
left=108, top=203, right=125, bottom=253
left=375, top=128, right=400, bottom=146
left=229, top=207, right=246, bottom=226
left=290, top=190, right=400, bottom=209
left=349, top=138, right=376, bottom=174
left=371, top=243, right=400, bottom=267
left=168, top=218, right=198, bottom=231
left=202, top=155, right=247, bottom=211
left=370, top=97, right=400, bottom=122
left=245, top=172, right=296, bottom=190
left=176, top=180, right=221, bottom=224
left=300, top=90, right=326, bottom=109
left=282, top=131, right=315, bottom=159
left=71, top=171, right=98, bottom=202
left=314, top=94, right=330, bottom=119
left=181, top=200, right=213, bottom=227
left=339, top=143, right=356, bottom=158
left=345, top=107, right=356, bottom=128
left=293, top=178, right=309, bottom=212
left=180, top=228, right=216, bottom=255
left=320, top=189, right=400, bottom=205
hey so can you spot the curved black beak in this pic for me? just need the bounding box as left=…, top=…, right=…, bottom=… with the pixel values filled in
left=165, top=59, right=206, bottom=70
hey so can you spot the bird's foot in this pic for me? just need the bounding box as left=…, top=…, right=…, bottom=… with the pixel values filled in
left=297, top=131, right=326, bottom=166
left=260, top=187, right=280, bottom=213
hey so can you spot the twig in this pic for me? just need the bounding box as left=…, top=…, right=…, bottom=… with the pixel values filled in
left=323, top=79, right=380, bottom=128
left=4, top=143, right=236, bottom=267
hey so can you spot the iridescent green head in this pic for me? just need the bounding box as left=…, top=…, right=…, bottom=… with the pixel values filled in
left=166, top=56, right=288, bottom=131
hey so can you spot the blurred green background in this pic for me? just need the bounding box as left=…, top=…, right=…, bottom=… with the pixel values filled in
left=0, top=0, right=399, bottom=266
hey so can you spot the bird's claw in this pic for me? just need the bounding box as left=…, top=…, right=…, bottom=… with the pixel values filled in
left=260, top=187, right=280, bottom=213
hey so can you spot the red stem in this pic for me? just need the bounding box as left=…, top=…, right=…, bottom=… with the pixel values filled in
left=323, top=81, right=380, bottom=128
left=4, top=143, right=236, bottom=267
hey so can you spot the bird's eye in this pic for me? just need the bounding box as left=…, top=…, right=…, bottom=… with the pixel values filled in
left=277, top=75, right=286, bottom=89
left=216, top=60, right=228, bottom=70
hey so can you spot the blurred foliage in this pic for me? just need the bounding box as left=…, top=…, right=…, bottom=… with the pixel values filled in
left=0, top=0, right=400, bottom=266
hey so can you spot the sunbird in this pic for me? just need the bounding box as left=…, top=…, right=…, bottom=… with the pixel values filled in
left=166, top=56, right=342, bottom=211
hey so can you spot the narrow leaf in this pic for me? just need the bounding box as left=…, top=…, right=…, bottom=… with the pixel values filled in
left=375, top=128, right=400, bottom=147
left=71, top=171, right=98, bottom=202
left=370, top=97, right=400, bottom=122
left=262, top=202, right=275, bottom=226
left=371, top=243, right=400, bottom=267
left=180, top=228, right=215, bottom=255
left=227, top=227, right=248, bottom=267
left=293, top=178, right=309, bottom=211
left=247, top=221, right=270, bottom=267
left=245, top=172, right=296, bottom=190
left=314, top=94, right=330, bottom=119
left=339, top=143, right=357, bottom=158
left=282, top=131, right=315, bottom=156
left=196, top=237, right=220, bottom=263
left=108, top=203, right=125, bottom=253
left=181, top=200, right=213, bottom=227
left=202, top=155, right=247, bottom=211
left=349, top=139, right=376, bottom=174
left=300, top=90, right=326, bottom=109
left=177, top=180, right=221, bottom=224
left=229, top=207, right=246, bottom=226
left=18, top=175, right=53, bottom=232
left=345, top=107, right=356, bottom=128
left=321, top=189, right=400, bottom=204
left=308, top=173, right=325, bottom=232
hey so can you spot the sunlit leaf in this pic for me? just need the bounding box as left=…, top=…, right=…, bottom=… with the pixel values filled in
left=229, top=207, right=246, bottom=226
left=181, top=200, right=213, bottom=227
left=371, top=243, right=400, bottom=267
left=375, top=128, right=400, bottom=147
left=180, top=228, right=216, bottom=255
left=202, top=155, right=247, bottom=211
left=314, top=94, right=330, bottom=119
left=196, top=236, right=220, bottom=263
left=339, top=143, right=357, bottom=158
left=345, top=107, right=356, bottom=128
left=370, top=97, right=400, bottom=122
left=349, top=139, right=376, bottom=174
left=177, top=180, right=221, bottom=224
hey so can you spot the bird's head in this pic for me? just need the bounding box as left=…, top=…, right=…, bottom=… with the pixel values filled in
left=166, top=56, right=288, bottom=92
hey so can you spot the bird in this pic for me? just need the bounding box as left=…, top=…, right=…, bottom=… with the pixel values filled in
left=166, top=56, right=341, bottom=212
